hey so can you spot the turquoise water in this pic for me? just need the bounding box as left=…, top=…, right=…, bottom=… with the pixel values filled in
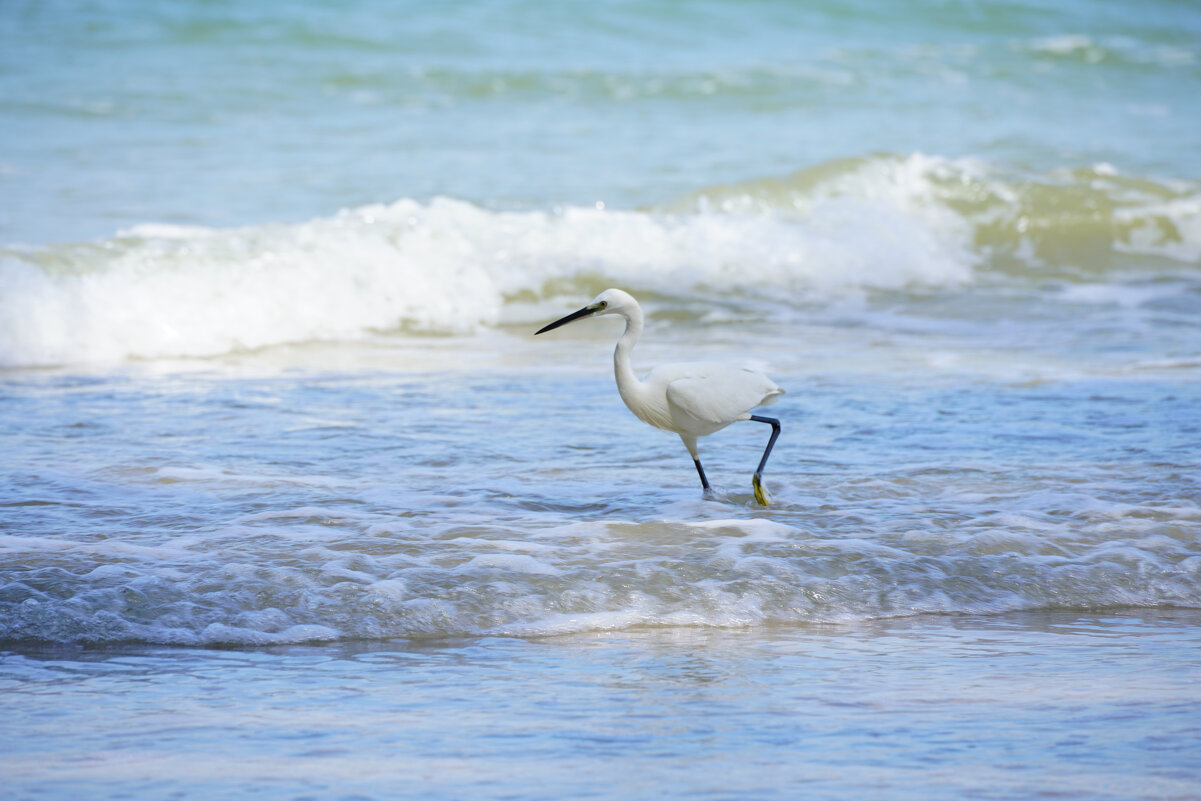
left=2, top=0, right=1201, bottom=798
left=4, top=0, right=1200, bottom=244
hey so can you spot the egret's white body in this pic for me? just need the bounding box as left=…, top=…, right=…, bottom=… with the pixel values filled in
left=536, top=288, right=784, bottom=504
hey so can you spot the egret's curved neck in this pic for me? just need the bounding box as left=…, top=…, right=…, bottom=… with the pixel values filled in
left=613, top=304, right=644, bottom=404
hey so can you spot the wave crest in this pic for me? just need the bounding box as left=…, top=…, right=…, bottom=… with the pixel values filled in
left=2, top=153, right=1196, bottom=367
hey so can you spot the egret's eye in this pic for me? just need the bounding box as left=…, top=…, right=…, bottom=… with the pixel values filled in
left=596, top=300, right=608, bottom=310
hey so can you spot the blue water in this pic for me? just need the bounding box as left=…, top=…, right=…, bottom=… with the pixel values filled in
left=2, top=0, right=1201, bottom=798
left=3, top=614, right=1200, bottom=800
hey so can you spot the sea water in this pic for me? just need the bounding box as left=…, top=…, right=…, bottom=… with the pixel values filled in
left=2, top=1, right=1200, bottom=798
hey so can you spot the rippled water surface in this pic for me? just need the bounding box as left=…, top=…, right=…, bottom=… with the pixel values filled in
left=3, top=364, right=1199, bottom=643
left=2, top=0, right=1200, bottom=797
left=3, top=613, right=1200, bottom=800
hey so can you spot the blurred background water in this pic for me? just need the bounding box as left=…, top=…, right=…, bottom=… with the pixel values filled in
left=1, top=0, right=1200, bottom=798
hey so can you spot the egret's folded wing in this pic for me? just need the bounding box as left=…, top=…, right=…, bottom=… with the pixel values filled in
left=665, top=367, right=782, bottom=426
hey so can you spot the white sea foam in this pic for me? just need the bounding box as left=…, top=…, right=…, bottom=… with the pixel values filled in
left=1114, top=193, right=1201, bottom=262
left=1029, top=34, right=1099, bottom=56
left=0, top=155, right=983, bottom=367
left=3, top=154, right=1198, bottom=368
left=2, top=492, right=1197, bottom=645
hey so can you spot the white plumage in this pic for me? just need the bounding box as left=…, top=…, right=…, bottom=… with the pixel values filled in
left=536, top=288, right=784, bottom=505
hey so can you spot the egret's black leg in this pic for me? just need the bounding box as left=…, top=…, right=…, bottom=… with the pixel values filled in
left=749, top=415, right=781, bottom=506
left=693, top=458, right=711, bottom=492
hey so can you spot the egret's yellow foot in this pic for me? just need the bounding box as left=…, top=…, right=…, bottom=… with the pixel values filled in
left=752, top=475, right=770, bottom=506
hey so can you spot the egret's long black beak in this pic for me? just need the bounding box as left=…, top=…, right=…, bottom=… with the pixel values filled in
left=535, top=303, right=600, bottom=335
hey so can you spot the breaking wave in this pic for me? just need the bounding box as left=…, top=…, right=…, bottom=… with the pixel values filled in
left=3, top=500, right=1198, bottom=646
left=1, top=153, right=1197, bottom=367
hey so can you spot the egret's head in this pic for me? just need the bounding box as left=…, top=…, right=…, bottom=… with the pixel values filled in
left=535, top=288, right=638, bottom=335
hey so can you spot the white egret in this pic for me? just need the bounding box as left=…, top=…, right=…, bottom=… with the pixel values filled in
left=536, top=288, right=783, bottom=505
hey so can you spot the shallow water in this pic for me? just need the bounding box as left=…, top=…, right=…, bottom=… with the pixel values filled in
left=2, top=364, right=1199, bottom=644
left=2, top=0, right=1200, bottom=797
left=3, top=612, right=1200, bottom=800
